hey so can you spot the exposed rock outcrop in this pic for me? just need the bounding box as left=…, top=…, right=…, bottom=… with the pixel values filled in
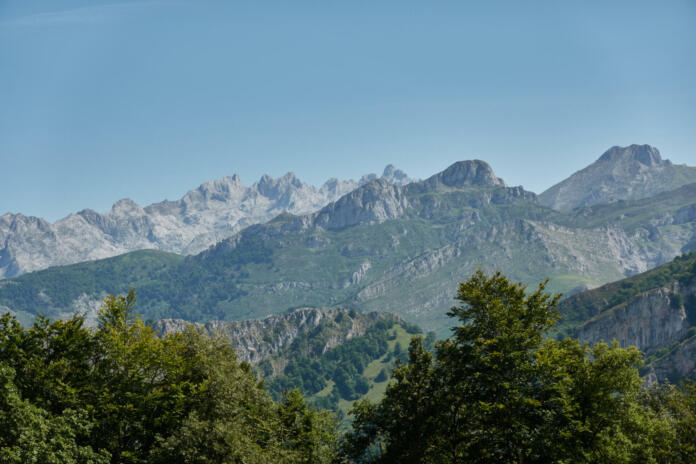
left=576, top=283, right=691, bottom=355
left=314, top=179, right=409, bottom=230
left=413, top=160, right=506, bottom=193
left=647, top=335, right=696, bottom=384
left=540, top=145, right=696, bottom=211
left=152, top=307, right=398, bottom=364
left=572, top=275, right=696, bottom=383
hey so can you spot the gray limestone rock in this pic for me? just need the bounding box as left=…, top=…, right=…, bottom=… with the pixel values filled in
left=0, top=166, right=413, bottom=278
left=152, top=307, right=398, bottom=365
left=539, top=145, right=696, bottom=211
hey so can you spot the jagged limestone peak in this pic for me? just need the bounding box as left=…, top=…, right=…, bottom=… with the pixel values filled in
left=381, top=164, right=412, bottom=186
left=109, top=198, right=145, bottom=217
left=0, top=164, right=412, bottom=278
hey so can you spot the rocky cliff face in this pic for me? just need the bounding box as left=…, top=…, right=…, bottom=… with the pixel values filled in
left=571, top=272, right=696, bottom=383
left=0, top=166, right=414, bottom=279
left=539, top=145, right=696, bottom=211
left=576, top=282, right=691, bottom=355
left=314, top=179, right=410, bottom=230
left=647, top=335, right=696, bottom=385
left=152, top=307, right=398, bottom=365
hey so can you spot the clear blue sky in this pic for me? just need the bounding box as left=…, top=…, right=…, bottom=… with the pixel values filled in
left=1, top=0, right=695, bottom=221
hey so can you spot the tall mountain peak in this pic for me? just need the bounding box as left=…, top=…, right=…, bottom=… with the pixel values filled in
left=540, top=144, right=696, bottom=211
left=422, top=160, right=506, bottom=190
left=109, top=198, right=145, bottom=217
left=381, top=164, right=412, bottom=186
left=598, top=144, right=664, bottom=166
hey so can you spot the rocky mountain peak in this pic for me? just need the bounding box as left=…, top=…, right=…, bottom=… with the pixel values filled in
left=598, top=144, right=665, bottom=167
left=381, top=164, right=412, bottom=186
left=314, top=178, right=408, bottom=230
left=255, top=172, right=304, bottom=197
left=0, top=213, right=52, bottom=234
left=195, top=175, right=246, bottom=201
left=220, top=174, right=243, bottom=187
left=422, top=160, right=506, bottom=190
left=109, top=199, right=145, bottom=217
left=539, top=144, right=696, bottom=211
left=359, top=173, right=378, bottom=185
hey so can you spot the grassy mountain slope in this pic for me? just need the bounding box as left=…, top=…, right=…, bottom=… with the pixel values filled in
left=1, top=162, right=696, bottom=335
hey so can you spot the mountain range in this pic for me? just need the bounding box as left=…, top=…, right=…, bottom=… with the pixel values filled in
left=1, top=144, right=694, bottom=336
left=0, top=165, right=414, bottom=279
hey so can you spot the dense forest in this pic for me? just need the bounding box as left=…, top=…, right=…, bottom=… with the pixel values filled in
left=2, top=272, right=696, bottom=463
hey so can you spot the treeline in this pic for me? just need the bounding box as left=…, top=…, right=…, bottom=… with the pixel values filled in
left=3, top=271, right=696, bottom=463
left=0, top=290, right=336, bottom=463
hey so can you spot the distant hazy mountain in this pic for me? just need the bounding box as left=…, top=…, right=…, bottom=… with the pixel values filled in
left=539, top=145, right=696, bottom=211
left=0, top=165, right=414, bottom=279
left=3, top=158, right=695, bottom=335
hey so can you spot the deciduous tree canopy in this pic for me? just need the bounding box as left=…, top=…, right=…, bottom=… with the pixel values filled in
left=0, top=289, right=337, bottom=463
left=343, top=270, right=694, bottom=463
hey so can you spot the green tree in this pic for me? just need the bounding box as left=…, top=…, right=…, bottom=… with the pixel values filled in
left=278, top=389, right=339, bottom=464
left=344, top=270, right=673, bottom=463
left=0, top=364, right=110, bottom=464
left=535, top=339, right=675, bottom=463
left=643, top=382, right=696, bottom=463
left=0, top=290, right=339, bottom=464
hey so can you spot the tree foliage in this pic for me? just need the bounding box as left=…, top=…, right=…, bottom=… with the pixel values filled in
left=0, top=290, right=338, bottom=463
left=343, top=270, right=689, bottom=463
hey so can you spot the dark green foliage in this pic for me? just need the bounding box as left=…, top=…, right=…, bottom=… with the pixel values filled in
left=266, top=319, right=398, bottom=403
left=401, top=321, right=422, bottom=334
left=423, top=331, right=437, bottom=352
left=0, top=250, right=183, bottom=317
left=685, top=294, right=696, bottom=326
left=0, top=364, right=110, bottom=464
left=0, top=291, right=338, bottom=463
left=343, top=270, right=681, bottom=463
left=374, top=369, right=388, bottom=383
left=391, top=342, right=408, bottom=364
